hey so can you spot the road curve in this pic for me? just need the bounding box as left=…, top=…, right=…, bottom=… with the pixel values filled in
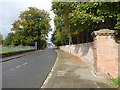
left=2, top=48, right=57, bottom=88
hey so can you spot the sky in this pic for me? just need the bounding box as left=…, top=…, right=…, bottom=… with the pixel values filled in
left=0, top=0, right=55, bottom=42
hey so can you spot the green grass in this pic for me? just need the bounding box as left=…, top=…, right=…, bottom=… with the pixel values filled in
left=109, top=77, right=120, bottom=88
left=0, top=46, right=32, bottom=54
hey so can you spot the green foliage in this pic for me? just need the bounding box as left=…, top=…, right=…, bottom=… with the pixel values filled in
left=52, top=2, right=74, bottom=45
left=40, top=39, right=47, bottom=49
left=9, top=43, right=15, bottom=46
left=115, top=13, right=120, bottom=29
left=3, top=33, right=14, bottom=46
left=0, top=33, right=3, bottom=45
left=51, top=29, right=69, bottom=46
left=51, top=2, right=120, bottom=46
left=70, top=2, right=120, bottom=29
left=11, top=7, right=51, bottom=49
left=51, top=15, right=69, bottom=46
left=18, top=44, right=23, bottom=46
left=109, top=77, right=120, bottom=88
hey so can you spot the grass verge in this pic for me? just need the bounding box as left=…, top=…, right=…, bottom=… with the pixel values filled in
left=109, top=77, right=120, bottom=88
left=0, top=46, right=35, bottom=54
left=1, top=49, right=36, bottom=58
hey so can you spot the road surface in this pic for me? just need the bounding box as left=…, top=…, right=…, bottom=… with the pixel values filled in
left=2, top=48, right=57, bottom=88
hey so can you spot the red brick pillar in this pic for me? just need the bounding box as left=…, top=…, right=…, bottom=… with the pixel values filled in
left=91, top=29, right=118, bottom=78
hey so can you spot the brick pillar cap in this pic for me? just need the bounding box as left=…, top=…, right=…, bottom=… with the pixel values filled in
left=91, top=29, right=117, bottom=37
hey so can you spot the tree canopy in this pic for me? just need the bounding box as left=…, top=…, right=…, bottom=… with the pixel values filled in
left=51, top=2, right=120, bottom=46
left=0, top=33, right=3, bottom=45
left=3, top=7, right=51, bottom=49
left=3, top=33, right=14, bottom=46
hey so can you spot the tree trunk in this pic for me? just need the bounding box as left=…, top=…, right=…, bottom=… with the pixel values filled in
left=86, top=29, right=88, bottom=43
left=81, top=31, right=84, bottom=43
left=77, top=36, right=80, bottom=44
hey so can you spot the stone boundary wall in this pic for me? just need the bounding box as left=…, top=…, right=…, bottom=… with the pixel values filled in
left=60, top=29, right=119, bottom=78
left=92, top=29, right=118, bottom=78
left=60, top=41, right=119, bottom=78
left=60, top=42, right=94, bottom=70
left=118, top=43, right=120, bottom=77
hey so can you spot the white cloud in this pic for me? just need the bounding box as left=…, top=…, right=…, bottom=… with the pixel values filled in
left=0, top=0, right=55, bottom=41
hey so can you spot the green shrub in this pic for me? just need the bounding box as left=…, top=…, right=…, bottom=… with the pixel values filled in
left=18, top=44, right=23, bottom=46
left=110, top=77, right=120, bottom=88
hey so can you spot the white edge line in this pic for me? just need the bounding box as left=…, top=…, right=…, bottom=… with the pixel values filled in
left=16, top=65, right=21, bottom=68
left=23, top=62, right=27, bottom=66
left=92, top=71, right=97, bottom=77
left=41, top=52, right=59, bottom=88
left=9, top=68, right=14, bottom=71
left=94, top=82, right=100, bottom=88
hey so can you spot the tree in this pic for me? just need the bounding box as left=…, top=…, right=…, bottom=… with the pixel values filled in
left=11, top=7, right=51, bottom=49
left=69, top=2, right=120, bottom=42
left=51, top=2, right=120, bottom=45
left=115, top=13, right=120, bottom=41
left=51, top=15, right=69, bottom=46
left=52, top=2, right=75, bottom=45
left=0, top=33, right=3, bottom=45
left=3, top=33, right=14, bottom=46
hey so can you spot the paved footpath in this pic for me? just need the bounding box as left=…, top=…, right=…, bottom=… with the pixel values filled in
left=42, top=50, right=115, bottom=88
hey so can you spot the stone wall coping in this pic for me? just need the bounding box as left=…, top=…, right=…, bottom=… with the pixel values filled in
left=91, top=29, right=117, bottom=37
left=60, top=42, right=93, bottom=47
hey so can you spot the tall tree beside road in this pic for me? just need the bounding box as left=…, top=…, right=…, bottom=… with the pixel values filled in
left=69, top=2, right=120, bottom=43
left=51, top=2, right=74, bottom=46
left=11, top=7, right=52, bottom=49
left=3, top=33, right=14, bottom=46
left=51, top=2, right=120, bottom=46
left=51, top=16, right=69, bottom=46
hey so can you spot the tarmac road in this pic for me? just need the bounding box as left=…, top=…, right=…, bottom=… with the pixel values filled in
left=2, top=48, right=57, bottom=88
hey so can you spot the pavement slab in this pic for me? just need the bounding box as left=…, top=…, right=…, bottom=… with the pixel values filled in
left=42, top=50, right=115, bottom=88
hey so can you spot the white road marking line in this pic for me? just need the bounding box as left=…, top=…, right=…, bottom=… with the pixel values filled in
left=92, top=71, right=96, bottom=77
left=23, top=62, right=27, bottom=66
left=41, top=56, right=58, bottom=88
left=16, top=65, right=21, bottom=68
left=94, top=83, right=100, bottom=88
left=9, top=68, right=14, bottom=71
